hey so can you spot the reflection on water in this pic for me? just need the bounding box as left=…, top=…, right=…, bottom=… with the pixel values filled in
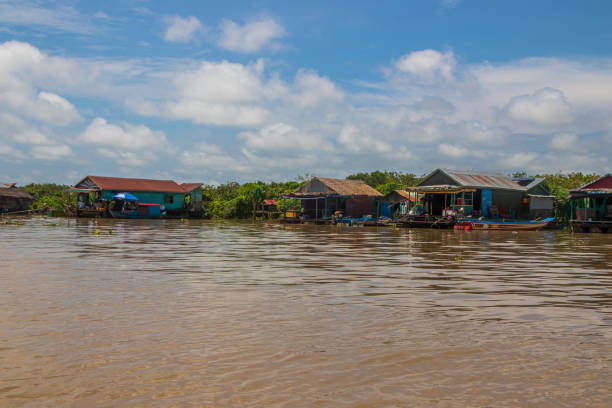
left=1, top=217, right=611, bottom=407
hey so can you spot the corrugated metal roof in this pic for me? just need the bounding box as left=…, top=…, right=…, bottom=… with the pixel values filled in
left=421, top=169, right=526, bottom=191
left=292, top=177, right=383, bottom=197
left=78, top=176, right=198, bottom=193
left=513, top=177, right=546, bottom=190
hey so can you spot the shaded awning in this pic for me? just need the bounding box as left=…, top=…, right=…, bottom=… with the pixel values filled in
left=112, top=192, right=140, bottom=201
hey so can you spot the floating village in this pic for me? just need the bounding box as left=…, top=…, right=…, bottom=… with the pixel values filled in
left=2, top=169, right=611, bottom=233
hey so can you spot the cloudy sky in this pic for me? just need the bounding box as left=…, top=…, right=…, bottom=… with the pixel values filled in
left=1, top=0, right=611, bottom=185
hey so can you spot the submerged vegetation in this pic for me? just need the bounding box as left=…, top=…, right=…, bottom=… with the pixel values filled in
left=16, top=171, right=601, bottom=225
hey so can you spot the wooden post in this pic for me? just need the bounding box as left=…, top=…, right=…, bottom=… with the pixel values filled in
left=252, top=196, right=256, bottom=222
left=315, top=198, right=318, bottom=223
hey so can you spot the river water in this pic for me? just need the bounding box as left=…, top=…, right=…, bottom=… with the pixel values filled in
left=1, top=217, right=611, bottom=407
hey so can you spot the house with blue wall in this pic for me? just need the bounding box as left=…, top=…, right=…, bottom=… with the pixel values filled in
left=72, top=176, right=203, bottom=217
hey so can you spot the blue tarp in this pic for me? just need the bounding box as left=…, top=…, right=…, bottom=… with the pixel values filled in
left=112, top=192, right=140, bottom=202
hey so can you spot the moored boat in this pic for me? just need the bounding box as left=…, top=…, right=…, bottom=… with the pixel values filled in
left=456, top=217, right=555, bottom=231
left=109, top=193, right=166, bottom=219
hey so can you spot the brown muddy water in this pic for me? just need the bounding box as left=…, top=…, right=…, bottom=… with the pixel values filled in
left=1, top=217, right=611, bottom=407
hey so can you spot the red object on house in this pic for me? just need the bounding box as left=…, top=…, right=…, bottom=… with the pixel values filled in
left=263, top=199, right=277, bottom=206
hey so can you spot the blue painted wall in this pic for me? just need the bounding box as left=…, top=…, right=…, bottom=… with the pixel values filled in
left=101, top=190, right=185, bottom=210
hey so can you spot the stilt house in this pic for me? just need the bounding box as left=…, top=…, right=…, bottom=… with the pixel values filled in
left=286, top=177, right=383, bottom=220
left=405, top=169, right=528, bottom=219
left=0, top=183, right=34, bottom=213
left=569, top=174, right=612, bottom=233
left=71, top=176, right=203, bottom=217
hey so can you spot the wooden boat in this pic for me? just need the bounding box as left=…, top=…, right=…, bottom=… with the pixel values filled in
left=456, top=217, right=555, bottom=231
left=109, top=193, right=166, bottom=219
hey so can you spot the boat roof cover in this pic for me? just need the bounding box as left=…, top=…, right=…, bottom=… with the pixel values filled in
left=112, top=192, right=140, bottom=201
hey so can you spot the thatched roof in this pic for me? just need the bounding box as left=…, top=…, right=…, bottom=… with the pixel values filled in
left=0, top=184, right=34, bottom=199
left=291, top=177, right=383, bottom=197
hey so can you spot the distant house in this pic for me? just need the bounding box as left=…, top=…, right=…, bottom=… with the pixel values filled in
left=286, top=177, right=383, bottom=219
left=71, top=176, right=203, bottom=217
left=513, top=176, right=555, bottom=219
left=569, top=174, right=612, bottom=233
left=0, top=183, right=34, bottom=213
left=383, top=189, right=416, bottom=217
left=405, top=169, right=528, bottom=219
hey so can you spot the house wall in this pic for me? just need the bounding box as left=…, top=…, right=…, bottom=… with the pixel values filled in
left=491, top=190, right=524, bottom=218
left=101, top=190, right=185, bottom=210
left=346, top=198, right=374, bottom=217
left=0, top=196, right=33, bottom=212
left=189, top=188, right=203, bottom=203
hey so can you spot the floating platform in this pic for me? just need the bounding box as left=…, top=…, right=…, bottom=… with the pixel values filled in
left=570, top=220, right=612, bottom=233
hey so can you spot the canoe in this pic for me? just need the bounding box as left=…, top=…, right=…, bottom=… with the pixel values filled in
left=456, top=217, right=555, bottom=231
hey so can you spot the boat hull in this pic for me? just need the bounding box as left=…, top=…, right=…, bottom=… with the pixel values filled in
left=457, top=218, right=554, bottom=231
left=109, top=209, right=165, bottom=219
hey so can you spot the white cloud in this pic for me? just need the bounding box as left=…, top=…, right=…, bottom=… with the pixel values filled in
left=291, top=70, right=344, bottom=108
left=239, top=122, right=332, bottom=151
left=395, top=49, right=456, bottom=80
left=0, top=144, right=26, bottom=160
left=0, top=1, right=95, bottom=34
left=439, top=143, right=469, bottom=158
left=550, top=132, right=578, bottom=151
left=180, top=143, right=252, bottom=174
left=81, top=118, right=168, bottom=150
left=501, top=152, right=538, bottom=169
left=30, top=144, right=72, bottom=160
left=163, top=15, right=203, bottom=43
left=218, top=18, right=285, bottom=53
left=504, top=87, right=572, bottom=126
left=338, top=124, right=391, bottom=154
left=141, top=59, right=287, bottom=127
left=96, top=148, right=155, bottom=167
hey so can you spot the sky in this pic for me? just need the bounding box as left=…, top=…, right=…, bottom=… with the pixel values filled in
left=1, top=0, right=611, bottom=185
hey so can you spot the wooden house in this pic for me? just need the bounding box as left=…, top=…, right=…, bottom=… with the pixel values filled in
left=0, top=183, right=34, bottom=213
left=70, top=176, right=203, bottom=217
left=285, top=177, right=383, bottom=221
left=513, top=177, right=555, bottom=219
left=405, top=169, right=528, bottom=219
left=383, top=190, right=416, bottom=217
left=569, top=174, right=612, bottom=233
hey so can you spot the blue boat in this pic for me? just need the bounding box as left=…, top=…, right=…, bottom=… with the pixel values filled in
left=456, top=217, right=555, bottom=231
left=109, top=193, right=166, bottom=219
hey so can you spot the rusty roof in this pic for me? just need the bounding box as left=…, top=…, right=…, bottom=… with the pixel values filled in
left=77, top=176, right=199, bottom=193
left=291, top=177, right=383, bottom=197
left=421, top=169, right=525, bottom=191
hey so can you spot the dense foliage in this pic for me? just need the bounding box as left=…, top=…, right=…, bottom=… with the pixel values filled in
left=24, top=183, right=75, bottom=211
left=346, top=170, right=422, bottom=194
left=540, top=172, right=600, bottom=225
left=202, top=180, right=304, bottom=219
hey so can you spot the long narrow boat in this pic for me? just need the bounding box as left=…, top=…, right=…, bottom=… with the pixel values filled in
left=456, top=217, right=555, bottom=231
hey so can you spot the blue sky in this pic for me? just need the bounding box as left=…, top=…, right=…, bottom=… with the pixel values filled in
left=1, top=0, right=611, bottom=185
